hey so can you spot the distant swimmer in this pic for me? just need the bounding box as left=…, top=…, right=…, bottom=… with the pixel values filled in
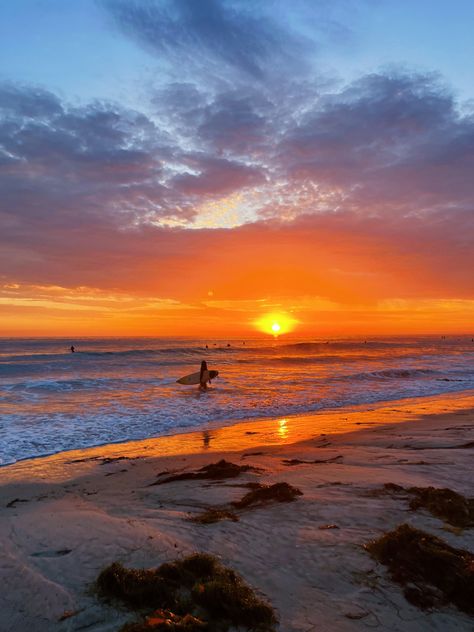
left=70, top=345, right=75, bottom=353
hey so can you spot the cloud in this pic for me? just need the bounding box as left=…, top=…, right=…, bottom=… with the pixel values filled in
left=172, top=154, right=265, bottom=195
left=103, top=0, right=310, bottom=80
left=1, top=55, right=474, bottom=328
left=269, top=71, right=474, bottom=218
left=1, top=205, right=472, bottom=305
left=0, top=82, right=268, bottom=238
left=196, top=88, right=275, bottom=156
left=0, top=84, right=166, bottom=229
left=0, top=83, right=63, bottom=119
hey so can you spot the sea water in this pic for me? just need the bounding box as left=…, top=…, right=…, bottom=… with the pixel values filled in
left=1, top=336, right=473, bottom=465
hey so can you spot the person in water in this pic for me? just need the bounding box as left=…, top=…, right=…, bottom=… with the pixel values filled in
left=70, top=345, right=75, bottom=353
left=199, top=360, right=210, bottom=391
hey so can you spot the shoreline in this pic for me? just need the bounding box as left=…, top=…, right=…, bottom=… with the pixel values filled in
left=3, top=334, right=473, bottom=469
left=2, top=388, right=474, bottom=479
left=1, top=391, right=474, bottom=631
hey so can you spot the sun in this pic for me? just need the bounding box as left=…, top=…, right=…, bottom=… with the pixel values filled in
left=254, top=312, right=298, bottom=337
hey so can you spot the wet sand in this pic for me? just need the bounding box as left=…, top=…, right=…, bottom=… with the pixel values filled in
left=1, top=391, right=473, bottom=631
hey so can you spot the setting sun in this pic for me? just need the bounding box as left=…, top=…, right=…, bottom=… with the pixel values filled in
left=254, top=312, right=298, bottom=336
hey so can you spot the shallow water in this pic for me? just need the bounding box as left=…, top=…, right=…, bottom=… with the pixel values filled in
left=1, top=336, right=473, bottom=464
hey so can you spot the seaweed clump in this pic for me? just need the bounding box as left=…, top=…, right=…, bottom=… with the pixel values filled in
left=373, top=484, right=474, bottom=528
left=407, top=486, right=474, bottom=528
left=152, top=460, right=260, bottom=486
left=188, top=482, right=302, bottom=524
left=188, top=509, right=239, bottom=525
left=96, top=552, right=277, bottom=631
left=282, top=455, right=343, bottom=466
left=97, top=562, right=177, bottom=610
left=232, top=482, right=302, bottom=509
left=366, top=523, right=474, bottom=614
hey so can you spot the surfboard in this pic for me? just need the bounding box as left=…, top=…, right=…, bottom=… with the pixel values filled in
left=176, top=369, right=219, bottom=385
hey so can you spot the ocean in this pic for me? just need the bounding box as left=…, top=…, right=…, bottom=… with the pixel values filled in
left=1, top=336, right=473, bottom=465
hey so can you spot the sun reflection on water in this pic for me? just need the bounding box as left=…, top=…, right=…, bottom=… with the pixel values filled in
left=278, top=418, right=289, bottom=439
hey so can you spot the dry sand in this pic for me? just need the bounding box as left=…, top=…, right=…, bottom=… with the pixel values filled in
left=1, top=391, right=474, bottom=632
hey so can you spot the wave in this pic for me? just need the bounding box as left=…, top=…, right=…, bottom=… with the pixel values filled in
left=350, top=367, right=472, bottom=381
left=278, top=340, right=418, bottom=352
left=337, top=367, right=473, bottom=382
left=4, top=375, right=172, bottom=393
left=268, top=354, right=387, bottom=365
left=355, top=368, right=437, bottom=380
left=0, top=345, right=246, bottom=364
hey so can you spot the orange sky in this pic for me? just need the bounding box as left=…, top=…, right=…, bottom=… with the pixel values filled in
left=2, top=291, right=473, bottom=337
left=1, top=209, right=473, bottom=336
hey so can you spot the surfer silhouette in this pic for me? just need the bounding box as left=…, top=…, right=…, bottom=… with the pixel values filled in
left=70, top=345, right=75, bottom=353
left=199, top=360, right=209, bottom=391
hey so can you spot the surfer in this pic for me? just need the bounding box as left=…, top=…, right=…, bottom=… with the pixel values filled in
left=199, top=360, right=210, bottom=391
left=70, top=345, right=75, bottom=353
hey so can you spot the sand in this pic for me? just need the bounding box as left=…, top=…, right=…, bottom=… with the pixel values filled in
left=1, top=391, right=474, bottom=632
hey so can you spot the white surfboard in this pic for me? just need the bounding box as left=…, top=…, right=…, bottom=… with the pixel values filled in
left=176, top=369, right=219, bottom=385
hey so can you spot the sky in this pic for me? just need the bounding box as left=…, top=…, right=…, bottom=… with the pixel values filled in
left=0, top=0, right=473, bottom=336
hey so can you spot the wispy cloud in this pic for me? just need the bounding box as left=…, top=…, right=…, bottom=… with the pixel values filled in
left=102, top=0, right=312, bottom=80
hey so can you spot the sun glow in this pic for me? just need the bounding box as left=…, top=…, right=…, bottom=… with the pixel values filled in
left=254, top=312, right=298, bottom=336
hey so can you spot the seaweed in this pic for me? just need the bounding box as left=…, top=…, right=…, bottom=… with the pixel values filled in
left=366, top=523, right=474, bottom=614
left=6, top=498, right=29, bottom=508
left=372, top=484, right=474, bottom=528
left=407, top=486, right=474, bottom=528
left=188, top=509, right=239, bottom=524
left=96, top=562, right=177, bottom=610
left=151, top=460, right=260, bottom=486
left=192, top=569, right=276, bottom=629
left=231, top=482, right=302, bottom=509
left=188, top=482, right=303, bottom=523
left=282, top=455, right=343, bottom=466
left=96, top=553, right=276, bottom=631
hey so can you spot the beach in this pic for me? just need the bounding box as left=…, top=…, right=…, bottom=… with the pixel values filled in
left=1, top=391, right=473, bottom=632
